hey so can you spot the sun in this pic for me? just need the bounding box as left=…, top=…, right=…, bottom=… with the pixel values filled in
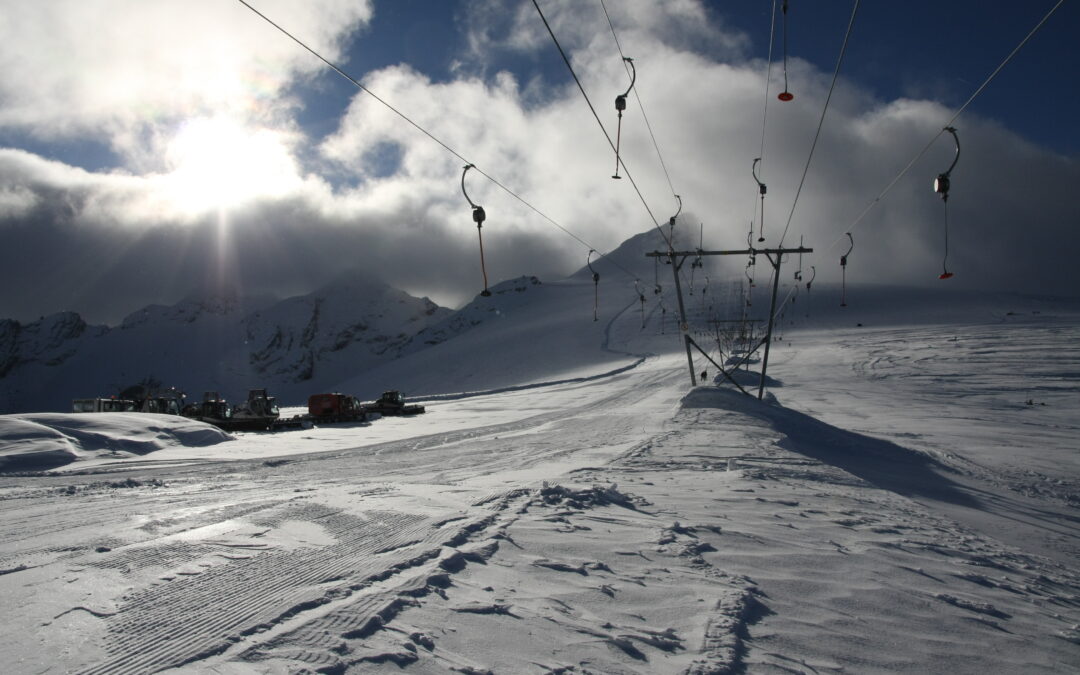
left=163, top=116, right=302, bottom=215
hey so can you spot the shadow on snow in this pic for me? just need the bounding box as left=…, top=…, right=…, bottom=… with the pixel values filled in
left=682, top=387, right=981, bottom=508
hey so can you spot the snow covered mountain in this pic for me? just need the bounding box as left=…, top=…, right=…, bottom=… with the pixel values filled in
left=2, top=227, right=1080, bottom=674
left=0, top=274, right=451, bottom=413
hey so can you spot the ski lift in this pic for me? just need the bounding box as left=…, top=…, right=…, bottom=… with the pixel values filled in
left=778, top=0, right=794, bottom=101
left=612, top=57, right=636, bottom=180
left=840, top=232, right=853, bottom=307
left=752, top=158, right=767, bottom=242
left=461, top=164, right=491, bottom=297
left=653, top=255, right=662, bottom=294
left=587, top=249, right=600, bottom=321
left=805, top=265, right=816, bottom=292
left=933, top=126, right=960, bottom=280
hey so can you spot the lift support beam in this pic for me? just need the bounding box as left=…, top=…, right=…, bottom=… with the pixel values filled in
left=646, top=246, right=812, bottom=399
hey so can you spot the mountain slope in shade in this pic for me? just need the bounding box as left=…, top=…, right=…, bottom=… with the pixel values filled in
left=0, top=275, right=450, bottom=413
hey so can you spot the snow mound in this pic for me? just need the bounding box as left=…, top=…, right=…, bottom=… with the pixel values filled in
left=0, top=413, right=231, bottom=471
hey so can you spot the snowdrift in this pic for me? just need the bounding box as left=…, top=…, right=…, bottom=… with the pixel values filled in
left=0, top=413, right=231, bottom=471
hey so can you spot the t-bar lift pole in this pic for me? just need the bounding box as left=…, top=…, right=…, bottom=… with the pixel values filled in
left=647, top=246, right=812, bottom=399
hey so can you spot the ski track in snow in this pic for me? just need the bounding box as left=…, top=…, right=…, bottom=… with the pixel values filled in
left=1, top=299, right=1080, bottom=672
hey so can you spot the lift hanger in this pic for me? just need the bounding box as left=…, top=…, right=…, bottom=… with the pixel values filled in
left=778, top=0, right=794, bottom=101
left=587, top=249, right=600, bottom=321
left=840, top=232, right=853, bottom=307
left=934, top=126, right=960, bottom=280
left=664, top=195, right=681, bottom=264
left=612, top=57, right=636, bottom=180
left=753, top=157, right=767, bottom=242
left=461, top=164, right=491, bottom=297
left=635, top=279, right=646, bottom=328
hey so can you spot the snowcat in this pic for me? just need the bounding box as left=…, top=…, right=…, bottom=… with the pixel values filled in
left=136, top=388, right=185, bottom=415
left=181, top=391, right=234, bottom=427
left=307, top=393, right=367, bottom=423
left=363, top=390, right=425, bottom=416
left=229, top=388, right=281, bottom=430
left=71, top=398, right=137, bottom=413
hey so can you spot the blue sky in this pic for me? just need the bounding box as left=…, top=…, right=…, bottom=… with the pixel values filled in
left=0, top=0, right=1077, bottom=323
left=306, top=0, right=1080, bottom=156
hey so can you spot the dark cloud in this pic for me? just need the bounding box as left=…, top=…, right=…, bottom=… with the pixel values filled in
left=1, top=1, right=1078, bottom=327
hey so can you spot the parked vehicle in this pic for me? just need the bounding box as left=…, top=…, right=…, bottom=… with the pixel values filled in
left=72, top=398, right=136, bottom=413
left=229, top=388, right=281, bottom=431
left=363, top=390, right=426, bottom=416
left=307, top=393, right=367, bottom=423
left=181, top=391, right=233, bottom=426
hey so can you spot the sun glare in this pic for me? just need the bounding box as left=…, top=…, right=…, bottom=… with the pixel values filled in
left=164, top=117, right=302, bottom=215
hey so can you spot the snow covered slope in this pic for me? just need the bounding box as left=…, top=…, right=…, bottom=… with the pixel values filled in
left=1, top=228, right=1079, bottom=673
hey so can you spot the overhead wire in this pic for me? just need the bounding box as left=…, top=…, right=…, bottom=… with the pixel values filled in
left=773, top=0, right=1062, bottom=319
left=234, top=0, right=639, bottom=281
left=531, top=0, right=673, bottom=251
left=600, top=0, right=679, bottom=206
left=777, top=0, right=861, bottom=248
left=832, top=0, right=1068, bottom=247
left=751, top=1, right=779, bottom=234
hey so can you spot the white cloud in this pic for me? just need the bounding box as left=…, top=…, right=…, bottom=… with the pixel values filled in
left=0, top=0, right=373, bottom=165
left=0, top=0, right=1077, bottom=324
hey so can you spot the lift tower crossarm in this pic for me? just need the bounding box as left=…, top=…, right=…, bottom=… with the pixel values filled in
left=645, top=245, right=813, bottom=398
left=645, top=247, right=813, bottom=258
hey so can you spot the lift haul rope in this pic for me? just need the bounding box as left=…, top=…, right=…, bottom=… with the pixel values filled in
left=236, top=0, right=643, bottom=299
left=532, top=0, right=672, bottom=251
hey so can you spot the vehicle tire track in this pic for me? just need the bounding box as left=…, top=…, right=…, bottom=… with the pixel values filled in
left=76, top=502, right=492, bottom=675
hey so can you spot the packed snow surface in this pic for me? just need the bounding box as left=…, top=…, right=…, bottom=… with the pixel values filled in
left=1, top=279, right=1079, bottom=674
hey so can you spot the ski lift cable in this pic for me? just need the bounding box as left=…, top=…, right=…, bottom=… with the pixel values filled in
left=601, top=0, right=680, bottom=202
left=777, top=0, right=861, bottom=249
left=532, top=0, right=673, bottom=251
left=234, top=0, right=640, bottom=284
left=743, top=1, right=777, bottom=239
left=831, top=0, right=1066, bottom=251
